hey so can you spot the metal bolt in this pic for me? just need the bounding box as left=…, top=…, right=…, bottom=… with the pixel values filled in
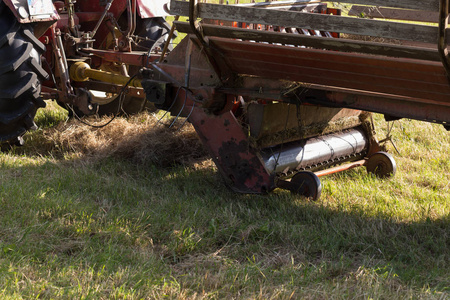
left=18, top=6, right=29, bottom=19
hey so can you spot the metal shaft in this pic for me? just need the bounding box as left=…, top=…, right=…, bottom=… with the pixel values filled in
left=91, top=0, right=114, bottom=38
left=262, top=128, right=368, bottom=174
left=69, top=62, right=142, bottom=88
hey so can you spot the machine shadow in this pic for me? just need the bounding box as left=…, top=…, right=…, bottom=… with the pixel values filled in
left=3, top=120, right=449, bottom=293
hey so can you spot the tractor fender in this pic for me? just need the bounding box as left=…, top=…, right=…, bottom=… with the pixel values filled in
left=2, top=0, right=59, bottom=23
left=2, top=0, right=59, bottom=37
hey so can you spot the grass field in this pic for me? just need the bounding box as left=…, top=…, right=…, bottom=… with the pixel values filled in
left=0, top=102, right=448, bottom=299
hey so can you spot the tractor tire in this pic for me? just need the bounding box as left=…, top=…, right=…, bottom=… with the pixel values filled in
left=134, top=17, right=173, bottom=52
left=0, top=2, right=47, bottom=146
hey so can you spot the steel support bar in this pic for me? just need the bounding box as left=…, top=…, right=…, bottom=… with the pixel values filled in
left=314, top=160, right=366, bottom=177
left=302, top=88, right=450, bottom=125
left=80, top=48, right=160, bottom=67
left=188, top=107, right=275, bottom=194
left=79, top=81, right=146, bottom=98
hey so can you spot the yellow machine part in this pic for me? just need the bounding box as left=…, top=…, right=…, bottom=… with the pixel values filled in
left=69, top=62, right=142, bottom=88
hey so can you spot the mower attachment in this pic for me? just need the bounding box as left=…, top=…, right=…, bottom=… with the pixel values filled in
left=139, top=0, right=450, bottom=199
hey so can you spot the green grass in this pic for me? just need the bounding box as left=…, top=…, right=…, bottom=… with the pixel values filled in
left=0, top=103, right=448, bottom=299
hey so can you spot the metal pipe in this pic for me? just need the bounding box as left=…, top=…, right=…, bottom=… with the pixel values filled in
left=91, top=0, right=115, bottom=38
left=261, top=128, right=368, bottom=174
left=124, top=0, right=137, bottom=37
left=131, top=0, right=137, bottom=36
left=314, top=159, right=366, bottom=177
left=52, top=27, right=75, bottom=100
left=56, top=32, right=69, bottom=71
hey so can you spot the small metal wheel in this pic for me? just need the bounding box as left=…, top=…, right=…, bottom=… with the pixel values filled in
left=366, top=151, right=397, bottom=178
left=290, top=171, right=322, bottom=201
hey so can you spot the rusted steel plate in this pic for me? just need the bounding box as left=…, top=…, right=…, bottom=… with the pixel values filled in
left=188, top=107, right=275, bottom=193
left=157, top=38, right=220, bottom=88
left=247, top=103, right=362, bottom=147
left=303, top=88, right=450, bottom=124
left=229, top=60, right=450, bottom=101
left=209, top=38, right=450, bottom=103
left=212, top=38, right=446, bottom=77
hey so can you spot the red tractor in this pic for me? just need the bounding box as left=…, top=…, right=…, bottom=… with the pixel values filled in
left=0, top=0, right=171, bottom=144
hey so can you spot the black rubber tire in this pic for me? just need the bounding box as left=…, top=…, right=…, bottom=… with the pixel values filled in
left=134, top=17, right=173, bottom=52
left=290, top=171, right=322, bottom=201
left=366, top=151, right=397, bottom=178
left=0, top=2, right=47, bottom=145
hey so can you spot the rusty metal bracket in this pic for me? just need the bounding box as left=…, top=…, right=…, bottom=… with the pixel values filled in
left=51, top=26, right=76, bottom=102
left=189, top=107, right=275, bottom=194
left=438, top=0, right=450, bottom=82
left=186, top=0, right=235, bottom=82
left=189, top=0, right=209, bottom=48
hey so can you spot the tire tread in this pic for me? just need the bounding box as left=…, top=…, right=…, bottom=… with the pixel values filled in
left=0, top=3, right=46, bottom=144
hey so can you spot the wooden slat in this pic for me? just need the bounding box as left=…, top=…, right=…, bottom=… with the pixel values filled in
left=234, top=0, right=322, bottom=8
left=170, top=1, right=438, bottom=43
left=336, top=0, right=439, bottom=12
left=175, top=22, right=441, bottom=61
left=349, top=6, right=439, bottom=23
left=170, top=0, right=439, bottom=12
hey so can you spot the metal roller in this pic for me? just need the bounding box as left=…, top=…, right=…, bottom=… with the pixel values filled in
left=262, top=128, right=368, bottom=174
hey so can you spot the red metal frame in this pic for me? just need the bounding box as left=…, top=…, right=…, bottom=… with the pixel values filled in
left=149, top=31, right=450, bottom=193
left=82, top=49, right=160, bottom=67
left=188, top=107, right=275, bottom=194
left=210, top=37, right=450, bottom=103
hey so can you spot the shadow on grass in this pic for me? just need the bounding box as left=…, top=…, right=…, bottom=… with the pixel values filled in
left=1, top=119, right=449, bottom=295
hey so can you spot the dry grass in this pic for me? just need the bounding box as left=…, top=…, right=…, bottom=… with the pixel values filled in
left=23, top=108, right=208, bottom=168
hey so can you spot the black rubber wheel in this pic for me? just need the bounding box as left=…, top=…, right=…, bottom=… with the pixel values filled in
left=290, top=171, right=322, bottom=201
left=0, top=3, right=47, bottom=146
left=134, top=17, right=173, bottom=52
left=366, top=151, right=397, bottom=178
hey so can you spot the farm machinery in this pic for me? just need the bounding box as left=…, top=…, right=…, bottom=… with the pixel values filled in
left=1, top=0, right=450, bottom=200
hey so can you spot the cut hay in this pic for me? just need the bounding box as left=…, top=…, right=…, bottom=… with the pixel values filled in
left=28, top=112, right=209, bottom=167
